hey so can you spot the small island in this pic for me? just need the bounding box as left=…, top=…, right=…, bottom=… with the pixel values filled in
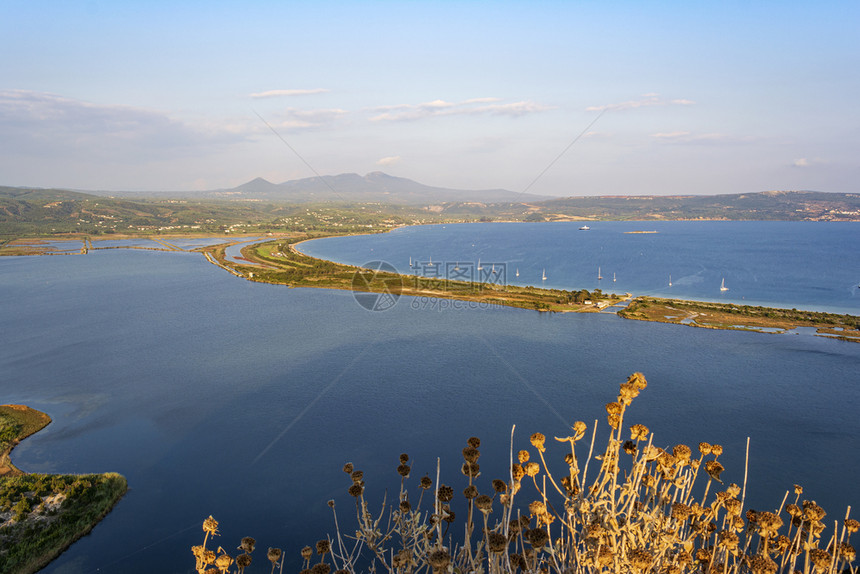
left=0, top=405, right=127, bottom=574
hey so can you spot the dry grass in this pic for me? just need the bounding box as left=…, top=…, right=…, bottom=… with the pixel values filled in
left=193, top=373, right=857, bottom=574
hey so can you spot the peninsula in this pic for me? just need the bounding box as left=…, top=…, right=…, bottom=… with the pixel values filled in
left=199, top=235, right=860, bottom=342
left=0, top=405, right=127, bottom=574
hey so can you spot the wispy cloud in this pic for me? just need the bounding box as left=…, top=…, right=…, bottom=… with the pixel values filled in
left=651, top=131, right=738, bottom=144
left=0, top=90, right=243, bottom=159
left=267, top=107, right=348, bottom=130
left=249, top=88, right=330, bottom=98
left=369, top=97, right=553, bottom=122
left=587, top=94, right=694, bottom=112
left=791, top=157, right=827, bottom=168
left=376, top=155, right=401, bottom=166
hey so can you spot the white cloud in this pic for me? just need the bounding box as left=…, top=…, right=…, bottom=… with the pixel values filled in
left=791, top=157, right=827, bottom=168
left=587, top=94, right=695, bottom=112
left=369, top=97, right=553, bottom=122
left=376, top=156, right=401, bottom=166
left=268, top=107, right=348, bottom=130
left=0, top=90, right=243, bottom=160
left=249, top=88, right=330, bottom=98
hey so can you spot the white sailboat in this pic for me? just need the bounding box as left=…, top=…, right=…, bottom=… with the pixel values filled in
left=613, top=272, right=616, bottom=282
left=720, top=278, right=729, bottom=292
left=516, top=268, right=519, bottom=277
left=598, top=267, right=603, bottom=280
left=542, top=269, right=547, bottom=281
left=477, top=259, right=483, bottom=270
left=668, top=274, right=672, bottom=287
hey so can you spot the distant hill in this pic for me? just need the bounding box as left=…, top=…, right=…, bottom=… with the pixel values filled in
left=531, top=190, right=860, bottom=221
left=106, top=172, right=555, bottom=204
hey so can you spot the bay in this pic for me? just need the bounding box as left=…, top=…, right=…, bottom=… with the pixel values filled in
left=300, top=221, right=860, bottom=315
left=1, top=222, right=859, bottom=573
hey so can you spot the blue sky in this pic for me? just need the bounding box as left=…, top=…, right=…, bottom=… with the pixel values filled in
left=1, top=1, right=858, bottom=195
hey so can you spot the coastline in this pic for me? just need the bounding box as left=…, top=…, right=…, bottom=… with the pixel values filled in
left=0, top=405, right=128, bottom=574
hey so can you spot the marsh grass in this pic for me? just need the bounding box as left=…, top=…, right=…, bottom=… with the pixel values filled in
left=194, top=373, right=856, bottom=574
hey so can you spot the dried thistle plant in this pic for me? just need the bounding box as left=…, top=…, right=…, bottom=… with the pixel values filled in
left=192, top=373, right=857, bottom=574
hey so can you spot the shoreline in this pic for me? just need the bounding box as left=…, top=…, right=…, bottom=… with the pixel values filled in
left=0, top=405, right=128, bottom=574
left=3, top=228, right=859, bottom=339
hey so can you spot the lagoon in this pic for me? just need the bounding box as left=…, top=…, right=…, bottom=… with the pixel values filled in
left=1, top=222, right=859, bottom=573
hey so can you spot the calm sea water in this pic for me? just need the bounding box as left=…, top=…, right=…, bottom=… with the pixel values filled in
left=301, top=221, right=860, bottom=315
left=1, top=222, right=859, bottom=574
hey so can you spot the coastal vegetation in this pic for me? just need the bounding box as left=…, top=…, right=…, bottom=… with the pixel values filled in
left=0, top=405, right=127, bottom=574
left=619, top=298, right=860, bottom=342
left=190, top=373, right=858, bottom=574
left=203, top=237, right=625, bottom=313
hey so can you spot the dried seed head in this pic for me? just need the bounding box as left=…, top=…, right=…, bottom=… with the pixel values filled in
left=316, top=539, right=330, bottom=555
left=809, top=549, right=831, bottom=572
left=347, top=483, right=363, bottom=497
left=461, top=461, right=480, bottom=478
left=239, top=537, right=256, bottom=553
left=342, top=463, right=354, bottom=474
left=630, top=423, right=649, bottom=441
left=572, top=421, right=587, bottom=440
left=518, top=450, right=530, bottom=464
left=746, top=555, right=778, bottom=574
left=237, top=553, right=252, bottom=569
left=629, top=548, right=653, bottom=572
left=327, top=500, right=335, bottom=508
left=475, top=494, right=493, bottom=513
left=400, top=499, right=412, bottom=513
left=420, top=475, right=433, bottom=490
left=399, top=453, right=409, bottom=464
left=727, top=483, right=742, bottom=497
left=712, top=444, right=723, bottom=456
left=593, top=546, right=614, bottom=567
left=718, top=530, right=740, bottom=550
left=699, top=442, right=713, bottom=456
left=794, top=484, right=803, bottom=495
left=605, top=402, right=623, bottom=415
left=671, top=503, right=692, bottom=521
left=462, top=446, right=480, bottom=463
left=527, top=528, right=550, bottom=549
left=845, top=518, right=860, bottom=533
left=468, top=436, right=481, bottom=448
left=773, top=536, right=791, bottom=556
left=529, top=500, right=547, bottom=516
left=487, top=531, right=506, bottom=553
left=564, top=453, right=574, bottom=465
left=524, top=462, right=540, bottom=477
left=725, top=498, right=742, bottom=517
left=310, top=564, right=331, bottom=574
left=803, top=500, right=826, bottom=522
left=437, top=484, right=454, bottom=502
left=673, top=444, right=692, bottom=463
left=628, top=372, right=647, bottom=389
left=623, top=440, right=638, bottom=456
left=463, top=484, right=478, bottom=499
left=492, top=479, right=507, bottom=493
left=785, top=504, right=802, bottom=518
left=216, top=554, right=234, bottom=571
left=705, top=460, right=725, bottom=482
left=530, top=432, right=546, bottom=452
left=267, top=548, right=282, bottom=565
left=351, top=470, right=363, bottom=483
left=618, top=382, right=638, bottom=405
left=301, top=546, right=313, bottom=560
left=397, top=464, right=411, bottom=477
left=509, top=553, right=526, bottom=570
left=758, top=511, right=784, bottom=537
left=203, top=516, right=219, bottom=535
left=839, top=542, right=856, bottom=562
left=512, top=463, right=525, bottom=481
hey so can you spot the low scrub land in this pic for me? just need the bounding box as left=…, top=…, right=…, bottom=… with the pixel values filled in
left=0, top=406, right=127, bottom=574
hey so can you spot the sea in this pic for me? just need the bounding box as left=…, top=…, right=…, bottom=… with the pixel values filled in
left=1, top=221, right=859, bottom=574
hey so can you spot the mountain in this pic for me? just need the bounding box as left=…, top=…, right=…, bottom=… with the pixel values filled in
left=105, top=172, right=554, bottom=204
